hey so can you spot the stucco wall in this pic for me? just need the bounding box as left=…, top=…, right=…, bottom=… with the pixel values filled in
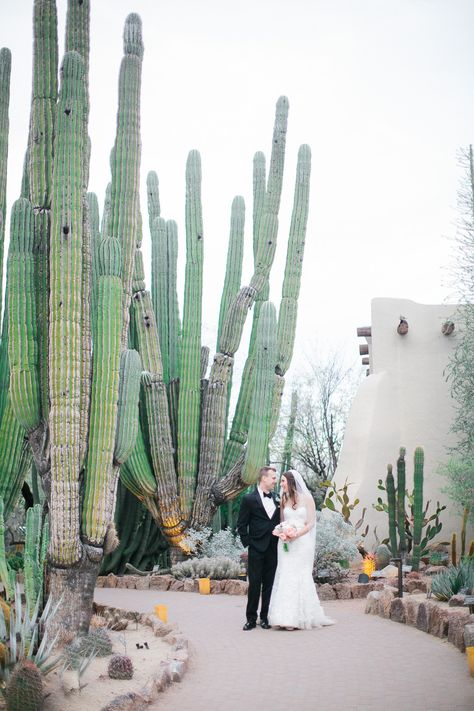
left=334, top=297, right=472, bottom=547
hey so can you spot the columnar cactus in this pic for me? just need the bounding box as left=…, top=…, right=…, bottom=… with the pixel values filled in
left=282, top=390, right=297, bottom=472
left=411, top=446, right=424, bottom=571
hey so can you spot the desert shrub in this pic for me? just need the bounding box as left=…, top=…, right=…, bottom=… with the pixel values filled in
left=431, top=555, right=474, bottom=601
left=171, top=556, right=244, bottom=580
left=313, top=561, right=350, bottom=584
left=313, top=509, right=361, bottom=578
left=182, top=528, right=244, bottom=562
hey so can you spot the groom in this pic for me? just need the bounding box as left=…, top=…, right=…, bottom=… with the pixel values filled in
left=237, top=466, right=280, bottom=630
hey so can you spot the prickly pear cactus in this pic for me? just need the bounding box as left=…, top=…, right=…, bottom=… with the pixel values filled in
left=108, top=654, right=134, bottom=680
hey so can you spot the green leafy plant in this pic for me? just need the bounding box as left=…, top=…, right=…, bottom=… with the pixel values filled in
left=431, top=556, right=474, bottom=601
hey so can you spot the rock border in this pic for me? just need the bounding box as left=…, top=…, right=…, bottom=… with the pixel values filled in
left=365, top=587, right=474, bottom=654
left=96, top=573, right=390, bottom=600
left=92, top=603, right=190, bottom=711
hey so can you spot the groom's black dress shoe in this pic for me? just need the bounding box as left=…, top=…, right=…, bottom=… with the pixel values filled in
left=243, top=621, right=256, bottom=630
left=260, top=620, right=271, bottom=629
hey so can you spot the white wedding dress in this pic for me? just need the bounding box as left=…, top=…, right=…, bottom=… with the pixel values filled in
left=268, top=496, right=335, bottom=630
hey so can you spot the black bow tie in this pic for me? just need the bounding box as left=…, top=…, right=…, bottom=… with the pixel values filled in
left=263, top=492, right=272, bottom=498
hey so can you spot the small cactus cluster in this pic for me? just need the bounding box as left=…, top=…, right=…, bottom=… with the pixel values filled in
left=107, top=654, right=134, bottom=680
left=5, top=660, right=43, bottom=711
left=171, top=555, right=244, bottom=580
left=66, top=627, right=112, bottom=664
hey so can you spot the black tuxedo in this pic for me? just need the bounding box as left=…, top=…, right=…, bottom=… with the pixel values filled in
left=237, top=488, right=280, bottom=624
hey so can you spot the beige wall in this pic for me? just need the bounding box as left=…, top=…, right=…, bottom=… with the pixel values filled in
left=335, top=297, right=472, bottom=547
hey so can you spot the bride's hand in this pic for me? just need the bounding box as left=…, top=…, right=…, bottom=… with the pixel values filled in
left=286, top=528, right=297, bottom=539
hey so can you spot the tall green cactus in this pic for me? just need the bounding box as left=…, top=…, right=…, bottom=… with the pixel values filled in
left=411, top=447, right=424, bottom=571
left=282, top=390, right=297, bottom=472
left=0, top=47, right=11, bottom=312
left=396, top=447, right=407, bottom=556
left=24, top=504, right=49, bottom=613
left=386, top=464, right=397, bottom=556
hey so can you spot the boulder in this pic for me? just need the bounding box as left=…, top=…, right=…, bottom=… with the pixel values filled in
left=223, top=579, right=248, bottom=595
left=405, top=597, right=421, bottom=626
left=448, top=594, right=466, bottom=607
left=210, top=580, right=224, bottom=594
left=448, top=610, right=473, bottom=652
left=316, top=583, right=336, bottom=601
left=416, top=601, right=438, bottom=633
left=96, top=576, right=105, bottom=588
left=135, top=576, right=150, bottom=590
left=149, top=574, right=173, bottom=591
left=365, top=590, right=382, bottom=615
left=405, top=579, right=427, bottom=594
left=333, top=583, right=351, bottom=600
left=101, top=692, right=147, bottom=711
left=170, top=660, right=186, bottom=682
left=390, top=597, right=406, bottom=623
left=424, top=565, right=446, bottom=576
left=378, top=564, right=399, bottom=579
left=169, top=579, right=184, bottom=592
left=379, top=588, right=396, bottom=618
left=463, top=623, right=474, bottom=648
left=106, top=573, right=117, bottom=588
left=154, top=662, right=172, bottom=692
left=350, top=583, right=371, bottom=599
left=183, top=578, right=198, bottom=593
left=116, top=577, right=128, bottom=589
left=125, top=576, right=138, bottom=589
left=428, top=605, right=450, bottom=638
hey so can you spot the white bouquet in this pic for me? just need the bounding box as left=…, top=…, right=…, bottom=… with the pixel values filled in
left=273, top=521, right=297, bottom=552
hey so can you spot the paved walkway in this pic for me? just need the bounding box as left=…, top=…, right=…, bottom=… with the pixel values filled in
left=95, top=588, right=474, bottom=711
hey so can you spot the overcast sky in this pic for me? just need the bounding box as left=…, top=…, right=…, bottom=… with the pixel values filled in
left=1, top=0, right=473, bottom=390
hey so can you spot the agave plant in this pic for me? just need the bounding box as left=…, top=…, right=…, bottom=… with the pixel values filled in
left=431, top=556, right=474, bottom=601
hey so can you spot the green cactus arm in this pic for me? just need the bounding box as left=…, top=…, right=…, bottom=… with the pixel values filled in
left=101, top=181, right=111, bottom=238
left=411, top=447, right=425, bottom=571
left=252, top=152, right=266, bottom=259
left=282, top=390, right=298, bottom=470
left=0, top=48, right=11, bottom=314
left=114, top=349, right=142, bottom=465
left=7, top=198, right=41, bottom=433
left=82, top=237, right=123, bottom=548
left=167, top=219, right=181, bottom=382
left=243, top=302, right=277, bottom=484
left=0, top=304, right=9, bottom=422
left=217, top=196, right=245, bottom=349
left=0, top=399, right=32, bottom=515
left=132, top=289, right=186, bottom=546
left=65, top=0, right=90, bottom=75
left=386, top=464, right=398, bottom=556
left=80, top=194, right=92, bottom=469
left=178, top=150, right=204, bottom=519
left=396, top=447, right=407, bottom=555
left=24, top=505, right=43, bottom=612
left=151, top=217, right=170, bottom=383
left=147, top=170, right=160, bottom=225
left=276, top=144, right=311, bottom=375
left=48, top=51, right=86, bottom=565
left=108, top=14, right=144, bottom=349
left=88, top=191, right=101, bottom=339
left=120, top=424, right=157, bottom=498
left=0, top=498, right=12, bottom=600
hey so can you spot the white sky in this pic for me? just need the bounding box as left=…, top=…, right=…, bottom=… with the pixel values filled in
left=1, top=0, right=473, bottom=391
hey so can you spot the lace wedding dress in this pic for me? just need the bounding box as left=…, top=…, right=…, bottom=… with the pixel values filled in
left=268, top=497, right=335, bottom=630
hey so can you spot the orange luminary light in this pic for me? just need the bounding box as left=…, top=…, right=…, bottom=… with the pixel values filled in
left=362, top=554, right=376, bottom=577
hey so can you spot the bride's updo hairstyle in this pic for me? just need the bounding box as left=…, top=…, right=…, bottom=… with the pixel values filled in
left=281, top=471, right=298, bottom=510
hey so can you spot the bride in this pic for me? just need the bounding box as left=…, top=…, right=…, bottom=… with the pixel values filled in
left=268, top=469, right=335, bottom=630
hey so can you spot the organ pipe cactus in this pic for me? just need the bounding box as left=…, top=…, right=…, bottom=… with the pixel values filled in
left=411, top=447, right=424, bottom=571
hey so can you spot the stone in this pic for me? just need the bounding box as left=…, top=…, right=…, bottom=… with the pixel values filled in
left=172, top=650, right=189, bottom=666
left=149, top=574, right=173, bottom=591
left=350, top=583, right=370, bottom=599
left=379, top=589, right=395, bottom=618
left=116, top=577, right=128, bottom=589
left=183, top=578, right=198, bottom=593
left=135, top=576, right=150, bottom=590
left=405, top=579, right=427, bottom=594
left=125, top=576, right=138, bottom=589
left=106, top=573, right=117, bottom=588
left=448, top=594, right=466, bottom=607
left=101, top=692, right=147, bottom=711
left=96, top=576, right=105, bottom=588
left=155, top=662, right=172, bottom=691
left=390, top=597, right=406, bottom=623
left=406, top=571, right=422, bottom=580
left=378, top=564, right=399, bottom=579
left=424, top=565, right=446, bottom=576
left=170, top=660, right=186, bottom=682
left=405, top=597, right=421, bottom=626
left=334, top=583, right=351, bottom=600
left=224, top=579, right=248, bottom=595
left=463, top=623, right=474, bottom=648
left=211, top=580, right=224, bottom=594
left=365, top=591, right=382, bottom=615
left=448, top=610, right=473, bottom=652
left=416, top=601, right=438, bottom=633
left=316, top=583, right=336, bottom=601
left=428, top=606, right=450, bottom=638
left=169, top=579, right=185, bottom=592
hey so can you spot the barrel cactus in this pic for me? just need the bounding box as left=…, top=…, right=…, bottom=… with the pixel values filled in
left=5, top=660, right=43, bottom=711
left=108, top=654, right=134, bottom=680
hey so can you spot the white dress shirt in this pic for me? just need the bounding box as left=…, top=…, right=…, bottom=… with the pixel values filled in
left=257, top=486, right=276, bottom=518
